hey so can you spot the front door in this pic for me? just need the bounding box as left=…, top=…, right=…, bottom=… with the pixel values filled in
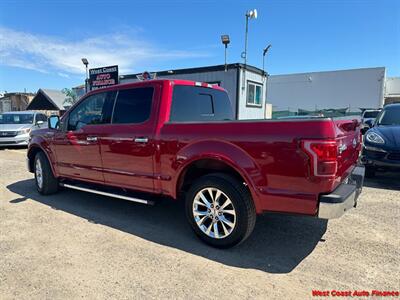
left=100, top=85, right=158, bottom=193
left=53, top=91, right=115, bottom=183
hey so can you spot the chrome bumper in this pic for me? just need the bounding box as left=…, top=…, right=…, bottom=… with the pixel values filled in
left=318, top=166, right=365, bottom=219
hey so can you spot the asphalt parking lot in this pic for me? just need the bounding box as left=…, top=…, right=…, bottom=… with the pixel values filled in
left=1, top=148, right=399, bottom=299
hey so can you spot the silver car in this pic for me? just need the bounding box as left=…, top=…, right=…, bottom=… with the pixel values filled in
left=0, top=111, right=48, bottom=147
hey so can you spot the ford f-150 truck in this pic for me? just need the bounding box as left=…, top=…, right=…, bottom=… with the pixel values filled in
left=27, top=80, right=365, bottom=248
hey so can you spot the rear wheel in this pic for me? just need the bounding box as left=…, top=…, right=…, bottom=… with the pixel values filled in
left=34, top=152, right=59, bottom=195
left=185, top=173, right=256, bottom=248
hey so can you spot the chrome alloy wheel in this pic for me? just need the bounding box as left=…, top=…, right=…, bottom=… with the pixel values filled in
left=35, top=158, right=43, bottom=189
left=192, top=187, right=237, bottom=239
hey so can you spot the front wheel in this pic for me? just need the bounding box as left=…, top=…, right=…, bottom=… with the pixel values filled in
left=34, top=152, right=59, bottom=195
left=185, top=173, right=256, bottom=248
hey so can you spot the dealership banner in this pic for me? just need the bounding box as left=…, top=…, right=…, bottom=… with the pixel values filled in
left=89, top=65, right=119, bottom=90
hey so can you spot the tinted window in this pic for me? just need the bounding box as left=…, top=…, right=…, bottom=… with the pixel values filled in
left=377, top=106, right=400, bottom=126
left=0, top=113, right=34, bottom=124
left=68, top=92, right=108, bottom=131
left=36, top=114, right=48, bottom=122
left=102, top=91, right=117, bottom=123
left=363, top=111, right=379, bottom=118
left=170, top=86, right=233, bottom=122
left=112, top=88, right=154, bottom=124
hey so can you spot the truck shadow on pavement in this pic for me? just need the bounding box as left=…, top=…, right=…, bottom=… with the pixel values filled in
left=7, top=179, right=328, bottom=274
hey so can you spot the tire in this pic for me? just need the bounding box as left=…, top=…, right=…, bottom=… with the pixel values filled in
left=34, top=152, right=59, bottom=195
left=185, top=173, right=256, bottom=248
left=365, top=166, right=376, bottom=178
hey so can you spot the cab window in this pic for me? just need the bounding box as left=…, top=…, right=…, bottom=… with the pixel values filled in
left=112, top=87, right=154, bottom=124
left=170, top=85, right=234, bottom=122
left=68, top=92, right=112, bottom=131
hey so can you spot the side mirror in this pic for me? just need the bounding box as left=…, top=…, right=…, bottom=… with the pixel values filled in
left=36, top=120, right=44, bottom=126
left=48, top=115, right=60, bottom=130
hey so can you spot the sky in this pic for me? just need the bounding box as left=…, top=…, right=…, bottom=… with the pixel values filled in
left=0, top=0, right=399, bottom=93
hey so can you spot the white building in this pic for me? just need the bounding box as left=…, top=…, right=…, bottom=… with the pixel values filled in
left=267, top=67, right=396, bottom=114
left=385, top=77, right=400, bottom=104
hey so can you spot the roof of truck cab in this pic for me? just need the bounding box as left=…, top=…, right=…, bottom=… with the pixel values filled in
left=86, top=79, right=226, bottom=95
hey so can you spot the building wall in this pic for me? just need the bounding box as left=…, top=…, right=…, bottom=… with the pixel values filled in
left=384, top=77, right=400, bottom=104
left=237, top=68, right=267, bottom=119
left=120, top=69, right=238, bottom=117
left=385, top=77, right=400, bottom=96
left=267, top=67, right=386, bottom=113
left=0, top=93, right=35, bottom=113
left=0, top=98, right=11, bottom=113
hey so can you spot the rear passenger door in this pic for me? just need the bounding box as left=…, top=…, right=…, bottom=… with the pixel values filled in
left=100, top=85, right=159, bottom=193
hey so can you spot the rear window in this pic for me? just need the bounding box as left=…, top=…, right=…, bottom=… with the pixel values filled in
left=363, top=111, right=379, bottom=118
left=112, top=87, right=154, bottom=124
left=170, top=85, right=233, bottom=122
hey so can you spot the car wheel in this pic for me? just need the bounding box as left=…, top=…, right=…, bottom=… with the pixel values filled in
left=365, top=166, right=376, bottom=178
left=34, top=152, right=59, bottom=195
left=185, top=173, right=256, bottom=248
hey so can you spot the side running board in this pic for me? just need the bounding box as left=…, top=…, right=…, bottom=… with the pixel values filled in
left=60, top=183, right=154, bottom=205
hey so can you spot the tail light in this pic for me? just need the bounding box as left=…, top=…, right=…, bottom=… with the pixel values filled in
left=301, top=140, right=338, bottom=177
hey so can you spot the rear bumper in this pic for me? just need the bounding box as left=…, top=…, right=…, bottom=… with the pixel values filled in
left=318, top=166, right=365, bottom=219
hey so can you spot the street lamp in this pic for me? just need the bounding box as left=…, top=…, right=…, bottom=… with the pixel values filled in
left=262, top=44, right=272, bottom=79
left=81, top=58, right=89, bottom=93
left=221, top=34, right=230, bottom=72
left=241, top=9, right=257, bottom=66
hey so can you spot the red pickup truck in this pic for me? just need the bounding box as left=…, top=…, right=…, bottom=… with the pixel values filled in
left=27, top=80, right=365, bottom=248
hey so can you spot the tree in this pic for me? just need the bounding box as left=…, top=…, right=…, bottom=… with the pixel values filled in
left=62, top=88, right=78, bottom=106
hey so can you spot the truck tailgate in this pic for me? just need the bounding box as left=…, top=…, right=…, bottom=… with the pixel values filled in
left=333, top=118, right=362, bottom=181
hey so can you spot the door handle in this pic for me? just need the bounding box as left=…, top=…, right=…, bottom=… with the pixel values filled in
left=86, top=136, right=98, bottom=142
left=134, top=137, right=148, bottom=143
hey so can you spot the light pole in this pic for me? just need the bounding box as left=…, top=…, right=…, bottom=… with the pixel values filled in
left=221, top=35, right=230, bottom=72
left=81, top=58, right=89, bottom=93
left=262, top=44, right=272, bottom=81
left=241, top=9, right=257, bottom=66
left=241, top=9, right=257, bottom=90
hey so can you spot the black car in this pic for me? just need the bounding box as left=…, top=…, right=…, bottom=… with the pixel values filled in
left=361, top=103, right=400, bottom=177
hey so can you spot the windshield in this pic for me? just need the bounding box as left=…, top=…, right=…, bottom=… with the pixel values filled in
left=0, top=113, right=34, bottom=124
left=377, top=107, right=400, bottom=126
left=363, top=111, right=379, bottom=118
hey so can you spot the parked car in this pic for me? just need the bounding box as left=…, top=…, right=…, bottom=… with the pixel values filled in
left=0, top=111, right=48, bottom=147
left=360, top=109, right=381, bottom=135
left=361, top=104, right=400, bottom=177
left=362, top=109, right=381, bottom=124
left=27, top=80, right=364, bottom=248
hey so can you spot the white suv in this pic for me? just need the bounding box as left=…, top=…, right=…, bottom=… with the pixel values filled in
left=0, top=111, right=48, bottom=147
